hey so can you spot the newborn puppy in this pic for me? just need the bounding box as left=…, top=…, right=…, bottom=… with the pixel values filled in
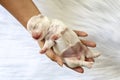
left=27, top=15, right=100, bottom=68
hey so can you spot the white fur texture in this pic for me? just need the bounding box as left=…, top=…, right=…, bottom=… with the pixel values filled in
left=33, top=0, right=120, bottom=80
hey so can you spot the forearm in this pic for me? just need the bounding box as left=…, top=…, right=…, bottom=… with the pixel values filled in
left=0, top=0, right=40, bottom=28
left=0, top=0, right=63, bottom=65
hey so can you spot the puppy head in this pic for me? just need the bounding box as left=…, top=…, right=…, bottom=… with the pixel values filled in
left=27, top=15, right=50, bottom=40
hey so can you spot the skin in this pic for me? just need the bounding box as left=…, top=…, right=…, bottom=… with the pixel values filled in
left=0, top=0, right=96, bottom=73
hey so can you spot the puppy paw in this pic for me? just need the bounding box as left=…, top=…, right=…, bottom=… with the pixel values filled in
left=86, top=52, right=100, bottom=58
left=93, top=52, right=101, bottom=58
left=86, top=62, right=94, bottom=69
left=40, top=48, right=48, bottom=54
left=51, top=34, right=59, bottom=40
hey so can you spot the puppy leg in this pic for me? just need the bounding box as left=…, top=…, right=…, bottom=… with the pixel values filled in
left=50, top=34, right=60, bottom=40
left=64, top=58, right=80, bottom=68
left=79, top=60, right=94, bottom=69
left=78, top=53, right=93, bottom=68
left=50, top=28, right=67, bottom=41
left=40, top=40, right=55, bottom=53
left=85, top=47, right=100, bottom=58
left=64, top=57, right=93, bottom=68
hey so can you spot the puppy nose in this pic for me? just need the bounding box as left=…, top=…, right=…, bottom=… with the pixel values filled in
left=32, top=32, right=42, bottom=40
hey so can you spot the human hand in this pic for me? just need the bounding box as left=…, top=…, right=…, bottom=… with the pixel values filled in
left=64, top=30, right=96, bottom=73
left=38, top=30, right=96, bottom=73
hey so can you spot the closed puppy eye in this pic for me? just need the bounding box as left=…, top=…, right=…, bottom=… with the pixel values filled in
left=32, top=25, right=38, bottom=30
left=33, top=26, right=37, bottom=29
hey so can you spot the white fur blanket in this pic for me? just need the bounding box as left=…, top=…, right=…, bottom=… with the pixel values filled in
left=0, top=0, right=119, bottom=80
left=34, top=0, right=120, bottom=80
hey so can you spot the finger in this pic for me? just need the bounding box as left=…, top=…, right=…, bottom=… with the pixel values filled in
left=46, top=49, right=63, bottom=66
left=71, top=67, right=84, bottom=73
left=80, top=39, right=96, bottom=47
left=64, top=63, right=84, bottom=73
left=74, top=30, right=88, bottom=37
left=85, top=57, right=95, bottom=62
left=53, top=53, right=63, bottom=66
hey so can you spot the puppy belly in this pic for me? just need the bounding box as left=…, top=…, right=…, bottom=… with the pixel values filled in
left=61, top=42, right=83, bottom=58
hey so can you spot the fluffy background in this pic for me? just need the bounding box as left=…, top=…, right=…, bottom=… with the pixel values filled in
left=0, top=0, right=120, bottom=80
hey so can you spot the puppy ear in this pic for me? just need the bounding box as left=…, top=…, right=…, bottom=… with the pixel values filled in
left=38, top=14, right=44, bottom=18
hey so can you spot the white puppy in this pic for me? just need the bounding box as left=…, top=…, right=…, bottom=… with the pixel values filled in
left=27, top=15, right=100, bottom=68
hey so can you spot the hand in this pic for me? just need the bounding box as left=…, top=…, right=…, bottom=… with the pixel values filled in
left=63, top=30, right=96, bottom=73
left=38, top=30, right=96, bottom=73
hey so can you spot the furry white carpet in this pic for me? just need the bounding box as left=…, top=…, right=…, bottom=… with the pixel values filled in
left=34, top=0, right=120, bottom=80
